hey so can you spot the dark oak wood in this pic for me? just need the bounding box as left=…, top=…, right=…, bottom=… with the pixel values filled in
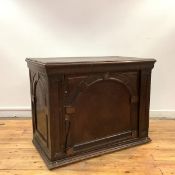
left=26, top=56, right=156, bottom=169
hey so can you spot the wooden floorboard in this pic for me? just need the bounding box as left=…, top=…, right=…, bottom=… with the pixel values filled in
left=0, top=119, right=175, bottom=175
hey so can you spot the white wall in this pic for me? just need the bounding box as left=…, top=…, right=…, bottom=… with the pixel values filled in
left=0, top=0, right=175, bottom=117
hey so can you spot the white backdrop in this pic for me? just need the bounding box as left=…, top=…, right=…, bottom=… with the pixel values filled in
left=0, top=0, right=175, bottom=117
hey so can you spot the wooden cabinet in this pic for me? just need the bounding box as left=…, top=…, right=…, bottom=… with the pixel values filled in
left=26, top=57, right=156, bottom=169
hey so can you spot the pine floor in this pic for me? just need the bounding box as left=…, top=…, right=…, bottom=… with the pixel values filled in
left=0, top=119, right=175, bottom=175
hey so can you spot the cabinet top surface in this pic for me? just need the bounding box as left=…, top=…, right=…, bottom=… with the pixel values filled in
left=26, top=56, right=156, bottom=66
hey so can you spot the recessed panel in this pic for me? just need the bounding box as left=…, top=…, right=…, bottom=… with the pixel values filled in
left=70, top=79, right=131, bottom=145
left=36, top=80, right=47, bottom=141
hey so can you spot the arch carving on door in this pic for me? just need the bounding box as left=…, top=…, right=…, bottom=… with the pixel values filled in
left=64, top=72, right=139, bottom=154
left=64, top=72, right=138, bottom=105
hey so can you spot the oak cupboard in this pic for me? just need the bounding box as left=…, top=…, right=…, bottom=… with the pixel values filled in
left=26, top=56, right=156, bottom=169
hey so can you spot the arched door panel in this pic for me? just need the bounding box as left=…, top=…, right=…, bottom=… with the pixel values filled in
left=64, top=72, right=139, bottom=153
left=72, top=80, right=131, bottom=143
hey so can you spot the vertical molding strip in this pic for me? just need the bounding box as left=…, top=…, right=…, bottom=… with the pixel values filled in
left=139, top=69, right=151, bottom=138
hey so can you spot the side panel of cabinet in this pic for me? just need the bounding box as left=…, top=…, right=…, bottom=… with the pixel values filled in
left=63, top=72, right=139, bottom=154
left=29, top=70, right=50, bottom=158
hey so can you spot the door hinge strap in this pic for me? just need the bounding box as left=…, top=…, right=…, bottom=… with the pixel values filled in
left=65, top=106, right=76, bottom=114
left=64, top=116, right=71, bottom=154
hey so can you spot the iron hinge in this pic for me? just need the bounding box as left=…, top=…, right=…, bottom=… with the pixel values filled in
left=65, top=106, right=76, bottom=114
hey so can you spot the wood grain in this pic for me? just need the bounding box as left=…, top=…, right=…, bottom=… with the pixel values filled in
left=0, top=119, right=175, bottom=175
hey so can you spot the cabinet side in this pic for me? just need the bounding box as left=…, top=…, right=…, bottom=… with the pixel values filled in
left=27, top=61, right=52, bottom=160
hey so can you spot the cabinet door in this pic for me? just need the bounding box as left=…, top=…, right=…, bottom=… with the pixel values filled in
left=64, top=72, right=139, bottom=154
